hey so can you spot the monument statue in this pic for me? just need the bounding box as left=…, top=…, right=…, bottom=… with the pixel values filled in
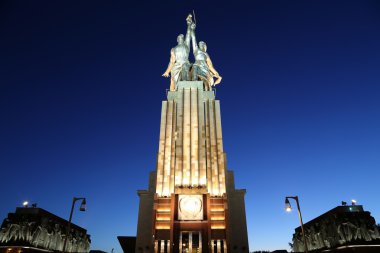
left=190, top=21, right=222, bottom=90
left=162, top=14, right=222, bottom=91
left=162, top=14, right=192, bottom=91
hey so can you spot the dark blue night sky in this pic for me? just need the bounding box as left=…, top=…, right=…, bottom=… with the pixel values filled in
left=1, top=1, right=380, bottom=251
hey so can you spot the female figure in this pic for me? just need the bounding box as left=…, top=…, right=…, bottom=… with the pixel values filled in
left=190, top=23, right=222, bottom=90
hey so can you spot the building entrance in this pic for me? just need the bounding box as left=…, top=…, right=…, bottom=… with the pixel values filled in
left=179, top=231, right=202, bottom=253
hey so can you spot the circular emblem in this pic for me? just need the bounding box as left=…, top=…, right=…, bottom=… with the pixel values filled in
left=178, top=195, right=203, bottom=220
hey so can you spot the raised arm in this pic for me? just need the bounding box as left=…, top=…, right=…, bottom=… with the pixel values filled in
left=190, top=23, right=198, bottom=53
left=162, top=49, right=175, bottom=77
left=185, top=25, right=192, bottom=50
left=185, top=14, right=192, bottom=49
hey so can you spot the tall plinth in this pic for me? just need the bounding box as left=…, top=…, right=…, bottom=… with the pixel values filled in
left=135, top=81, right=249, bottom=253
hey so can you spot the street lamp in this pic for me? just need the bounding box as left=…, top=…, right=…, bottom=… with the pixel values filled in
left=62, top=197, right=86, bottom=252
left=285, top=196, right=308, bottom=253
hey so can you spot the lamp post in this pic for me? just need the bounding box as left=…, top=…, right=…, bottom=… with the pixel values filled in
left=62, top=197, right=86, bottom=253
left=285, top=196, right=308, bottom=253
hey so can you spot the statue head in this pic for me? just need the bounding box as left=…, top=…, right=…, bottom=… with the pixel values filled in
left=199, top=41, right=207, bottom=52
left=177, top=34, right=184, bottom=44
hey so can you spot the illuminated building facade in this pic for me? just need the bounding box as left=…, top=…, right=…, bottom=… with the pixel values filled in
left=135, top=81, right=249, bottom=253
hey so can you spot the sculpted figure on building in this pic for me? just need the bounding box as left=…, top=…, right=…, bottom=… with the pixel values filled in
left=162, top=15, right=192, bottom=91
left=291, top=207, right=380, bottom=252
left=0, top=210, right=90, bottom=253
left=190, top=22, right=222, bottom=90
left=163, top=14, right=222, bottom=91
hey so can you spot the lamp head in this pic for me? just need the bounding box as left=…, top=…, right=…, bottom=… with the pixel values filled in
left=351, top=199, right=357, bottom=206
left=285, top=198, right=292, bottom=212
left=23, top=201, right=29, bottom=208
left=80, top=198, right=86, bottom=211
